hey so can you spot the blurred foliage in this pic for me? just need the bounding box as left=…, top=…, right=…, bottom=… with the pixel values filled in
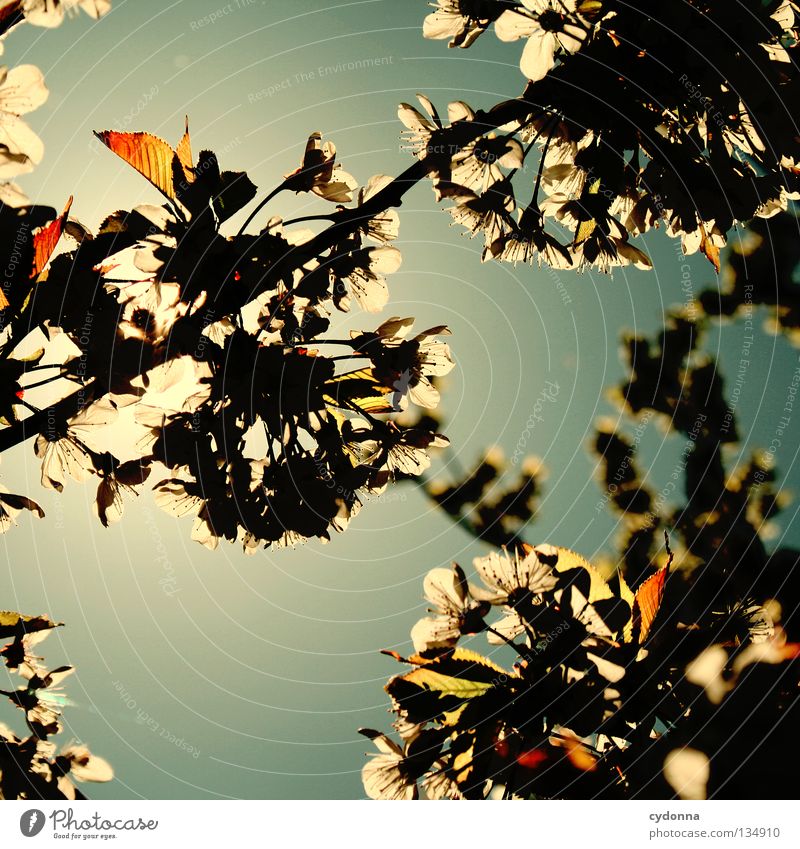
left=425, top=442, right=545, bottom=548
left=700, top=214, right=800, bottom=346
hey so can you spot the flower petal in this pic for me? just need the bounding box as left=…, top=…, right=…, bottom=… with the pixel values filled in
left=520, top=30, right=557, bottom=82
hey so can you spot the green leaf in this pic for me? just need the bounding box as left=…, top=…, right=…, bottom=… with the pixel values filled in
left=386, top=648, right=511, bottom=724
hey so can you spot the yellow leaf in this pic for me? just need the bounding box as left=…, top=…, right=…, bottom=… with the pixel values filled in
left=573, top=177, right=601, bottom=248
left=528, top=544, right=614, bottom=602
left=323, top=367, right=396, bottom=414
left=393, top=647, right=510, bottom=700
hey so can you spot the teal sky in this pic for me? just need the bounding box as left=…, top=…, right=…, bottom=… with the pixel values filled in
left=1, top=0, right=798, bottom=799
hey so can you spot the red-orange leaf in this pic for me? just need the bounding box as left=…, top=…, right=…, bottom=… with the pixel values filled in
left=94, top=130, right=192, bottom=202
left=633, top=565, right=668, bottom=643
left=30, top=196, right=73, bottom=280
left=175, top=117, right=193, bottom=180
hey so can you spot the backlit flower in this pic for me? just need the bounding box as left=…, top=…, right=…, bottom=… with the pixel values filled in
left=0, top=64, right=48, bottom=177
left=472, top=545, right=559, bottom=605
left=284, top=132, right=357, bottom=203
left=398, top=94, right=474, bottom=158
left=360, top=730, right=418, bottom=800
left=22, top=0, right=112, bottom=27
left=423, top=0, right=504, bottom=48
left=451, top=134, right=524, bottom=193
left=495, top=0, right=586, bottom=82
left=411, top=563, right=489, bottom=652
left=355, top=174, right=400, bottom=243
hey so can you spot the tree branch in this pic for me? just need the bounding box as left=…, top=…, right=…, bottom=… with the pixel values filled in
left=0, top=381, right=96, bottom=453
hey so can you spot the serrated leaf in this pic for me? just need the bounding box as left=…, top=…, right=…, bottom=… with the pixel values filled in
left=392, top=648, right=508, bottom=700
left=31, top=196, right=72, bottom=280
left=175, top=116, right=193, bottom=177
left=94, top=130, right=192, bottom=202
left=633, top=566, right=668, bottom=643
